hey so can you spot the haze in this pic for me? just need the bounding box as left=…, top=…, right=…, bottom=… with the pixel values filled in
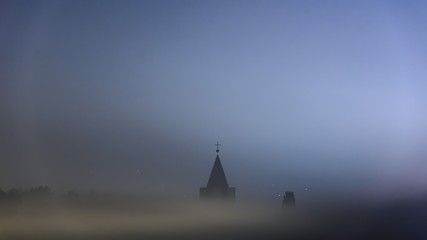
left=1, top=0, right=427, bottom=201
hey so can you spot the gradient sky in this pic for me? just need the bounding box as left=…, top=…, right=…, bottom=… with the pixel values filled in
left=1, top=0, right=427, bottom=201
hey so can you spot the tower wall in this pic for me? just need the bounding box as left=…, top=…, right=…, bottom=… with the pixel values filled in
left=200, top=187, right=235, bottom=201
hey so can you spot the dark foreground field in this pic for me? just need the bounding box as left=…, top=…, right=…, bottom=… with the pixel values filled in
left=0, top=197, right=426, bottom=240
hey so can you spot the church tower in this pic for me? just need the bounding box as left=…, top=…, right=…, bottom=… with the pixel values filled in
left=200, top=142, right=235, bottom=201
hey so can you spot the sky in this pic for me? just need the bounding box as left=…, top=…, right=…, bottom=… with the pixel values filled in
left=1, top=0, right=427, bottom=201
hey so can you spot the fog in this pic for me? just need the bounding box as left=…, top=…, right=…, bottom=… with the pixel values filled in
left=1, top=0, right=427, bottom=238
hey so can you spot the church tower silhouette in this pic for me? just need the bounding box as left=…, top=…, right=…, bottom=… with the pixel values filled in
left=200, top=142, right=235, bottom=201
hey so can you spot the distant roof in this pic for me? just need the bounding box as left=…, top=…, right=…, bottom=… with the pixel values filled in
left=206, top=155, right=229, bottom=188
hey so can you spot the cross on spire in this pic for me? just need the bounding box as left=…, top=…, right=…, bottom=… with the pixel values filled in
left=215, top=141, right=221, bottom=153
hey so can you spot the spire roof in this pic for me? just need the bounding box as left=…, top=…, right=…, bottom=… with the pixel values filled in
left=206, top=154, right=229, bottom=188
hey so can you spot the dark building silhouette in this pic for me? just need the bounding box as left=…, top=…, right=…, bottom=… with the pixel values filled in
left=282, top=191, right=296, bottom=208
left=200, top=143, right=235, bottom=201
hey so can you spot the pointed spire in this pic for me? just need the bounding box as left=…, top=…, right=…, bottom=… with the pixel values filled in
left=206, top=145, right=229, bottom=188
left=200, top=143, right=235, bottom=201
